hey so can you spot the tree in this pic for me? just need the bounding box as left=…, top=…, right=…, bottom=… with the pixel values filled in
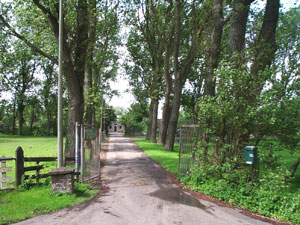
left=84, top=0, right=120, bottom=125
left=0, top=1, right=120, bottom=156
left=164, top=0, right=210, bottom=150
left=40, top=60, right=58, bottom=136
left=125, top=0, right=166, bottom=142
left=120, top=103, right=148, bottom=136
left=196, top=0, right=281, bottom=164
left=0, top=1, right=88, bottom=154
left=1, top=40, right=39, bottom=136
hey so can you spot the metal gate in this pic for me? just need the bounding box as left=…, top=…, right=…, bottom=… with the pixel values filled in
left=75, top=123, right=102, bottom=182
left=178, top=124, right=201, bottom=175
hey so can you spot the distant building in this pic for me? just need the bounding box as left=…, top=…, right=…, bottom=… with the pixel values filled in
left=108, top=121, right=125, bottom=133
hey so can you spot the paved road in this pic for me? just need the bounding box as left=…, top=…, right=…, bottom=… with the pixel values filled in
left=15, top=133, right=270, bottom=225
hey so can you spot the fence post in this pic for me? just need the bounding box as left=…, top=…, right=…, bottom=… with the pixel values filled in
left=16, top=146, right=24, bottom=186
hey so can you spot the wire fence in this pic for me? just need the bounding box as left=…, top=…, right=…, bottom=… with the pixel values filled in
left=75, top=124, right=107, bottom=182
left=178, top=124, right=201, bottom=175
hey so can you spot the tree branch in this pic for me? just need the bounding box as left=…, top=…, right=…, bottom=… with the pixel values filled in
left=0, top=15, right=58, bottom=64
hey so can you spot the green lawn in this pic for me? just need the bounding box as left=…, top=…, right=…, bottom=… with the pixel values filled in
left=0, top=134, right=59, bottom=157
left=134, top=139, right=179, bottom=174
left=0, top=135, right=99, bottom=224
left=0, top=134, right=62, bottom=185
left=0, top=183, right=98, bottom=225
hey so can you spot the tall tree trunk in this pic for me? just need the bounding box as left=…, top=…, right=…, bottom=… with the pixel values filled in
left=203, top=0, right=224, bottom=97
left=84, top=0, right=97, bottom=125
left=229, top=0, right=254, bottom=55
left=65, top=0, right=89, bottom=156
left=31, top=0, right=89, bottom=157
left=164, top=0, right=202, bottom=150
left=158, top=95, right=171, bottom=145
left=150, top=97, right=159, bottom=142
left=18, top=104, right=24, bottom=136
left=29, top=104, right=35, bottom=135
left=12, top=97, right=16, bottom=135
left=251, top=0, right=280, bottom=93
left=158, top=39, right=173, bottom=145
left=146, top=100, right=154, bottom=140
left=164, top=78, right=182, bottom=151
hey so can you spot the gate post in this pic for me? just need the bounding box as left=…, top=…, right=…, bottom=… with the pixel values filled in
left=15, top=146, right=24, bottom=186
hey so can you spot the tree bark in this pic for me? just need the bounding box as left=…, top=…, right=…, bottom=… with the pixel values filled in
left=164, top=78, right=182, bottom=150
left=158, top=94, right=171, bottom=145
left=146, top=100, right=154, bottom=140
left=150, top=97, right=159, bottom=142
left=29, top=103, right=35, bottom=135
left=158, top=24, right=174, bottom=145
left=251, top=0, right=280, bottom=93
left=203, top=0, right=224, bottom=97
left=229, top=0, right=254, bottom=55
left=141, top=0, right=164, bottom=142
left=164, top=0, right=203, bottom=151
left=18, top=104, right=24, bottom=136
left=12, top=97, right=16, bottom=135
left=84, top=0, right=97, bottom=125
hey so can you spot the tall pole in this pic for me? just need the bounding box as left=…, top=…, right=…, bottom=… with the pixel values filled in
left=57, top=0, right=63, bottom=168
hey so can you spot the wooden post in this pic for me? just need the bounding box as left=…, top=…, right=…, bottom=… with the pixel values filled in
left=36, top=161, right=40, bottom=183
left=16, top=146, right=24, bottom=186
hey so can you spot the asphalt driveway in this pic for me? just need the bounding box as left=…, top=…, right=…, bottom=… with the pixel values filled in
left=14, top=133, right=270, bottom=225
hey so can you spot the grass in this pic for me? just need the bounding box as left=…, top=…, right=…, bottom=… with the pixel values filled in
left=0, top=134, right=99, bottom=224
left=0, top=134, right=63, bottom=185
left=0, top=183, right=99, bottom=225
left=0, top=134, right=59, bottom=157
left=258, top=139, right=300, bottom=192
left=134, top=139, right=179, bottom=174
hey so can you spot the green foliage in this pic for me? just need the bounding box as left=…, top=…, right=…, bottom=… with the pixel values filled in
left=16, top=176, right=34, bottom=191
left=0, top=183, right=98, bottom=225
left=120, top=103, right=149, bottom=135
left=181, top=165, right=300, bottom=224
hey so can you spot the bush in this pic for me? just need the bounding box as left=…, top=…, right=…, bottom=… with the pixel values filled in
left=180, top=165, right=300, bottom=224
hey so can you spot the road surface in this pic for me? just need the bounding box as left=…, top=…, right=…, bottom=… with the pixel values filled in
left=15, top=133, right=270, bottom=225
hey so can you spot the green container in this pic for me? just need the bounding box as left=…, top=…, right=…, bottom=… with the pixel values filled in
left=244, top=146, right=257, bottom=164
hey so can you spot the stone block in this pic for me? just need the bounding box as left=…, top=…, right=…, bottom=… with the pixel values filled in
left=49, top=167, right=75, bottom=194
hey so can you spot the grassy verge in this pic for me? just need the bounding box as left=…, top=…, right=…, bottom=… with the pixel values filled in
left=134, top=139, right=300, bottom=225
left=0, top=183, right=99, bottom=224
left=134, top=140, right=179, bottom=174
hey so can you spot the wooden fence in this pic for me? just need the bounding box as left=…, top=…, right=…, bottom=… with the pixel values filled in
left=15, top=146, right=57, bottom=185
left=15, top=147, right=78, bottom=185
left=0, top=147, right=80, bottom=189
left=0, top=156, right=14, bottom=190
